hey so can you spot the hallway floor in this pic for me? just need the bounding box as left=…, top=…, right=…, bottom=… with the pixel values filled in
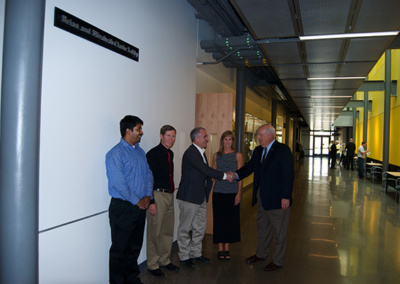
left=140, top=157, right=400, bottom=284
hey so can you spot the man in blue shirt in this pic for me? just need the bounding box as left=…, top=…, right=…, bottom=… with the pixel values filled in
left=105, top=115, right=153, bottom=284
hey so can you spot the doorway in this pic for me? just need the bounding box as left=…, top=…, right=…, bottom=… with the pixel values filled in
left=313, top=136, right=330, bottom=156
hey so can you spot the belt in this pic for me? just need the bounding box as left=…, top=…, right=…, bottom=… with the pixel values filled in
left=154, top=188, right=173, bottom=193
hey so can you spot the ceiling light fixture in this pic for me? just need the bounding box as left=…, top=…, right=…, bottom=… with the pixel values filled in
left=299, top=31, right=399, bottom=41
left=313, top=113, right=341, bottom=115
left=313, top=106, right=344, bottom=108
left=311, top=96, right=353, bottom=98
left=307, top=77, right=366, bottom=80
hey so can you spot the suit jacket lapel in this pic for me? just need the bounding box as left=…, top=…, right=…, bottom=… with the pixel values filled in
left=191, top=144, right=207, bottom=165
left=203, top=153, right=209, bottom=165
left=262, top=141, right=277, bottom=167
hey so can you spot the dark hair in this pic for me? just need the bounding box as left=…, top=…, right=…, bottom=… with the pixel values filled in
left=362, top=141, right=366, bottom=145
left=160, top=125, right=176, bottom=135
left=120, top=115, right=143, bottom=137
left=190, top=127, right=205, bottom=142
left=217, top=130, right=235, bottom=156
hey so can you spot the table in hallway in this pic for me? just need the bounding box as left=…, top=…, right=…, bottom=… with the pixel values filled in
left=384, top=171, right=400, bottom=193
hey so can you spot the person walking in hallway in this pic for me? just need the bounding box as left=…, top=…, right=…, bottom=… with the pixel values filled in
left=105, top=115, right=153, bottom=284
left=176, top=127, right=227, bottom=268
left=295, top=140, right=302, bottom=162
left=345, top=138, right=356, bottom=170
left=330, top=140, right=337, bottom=169
left=357, top=141, right=369, bottom=179
left=146, top=125, right=179, bottom=278
left=229, top=124, right=294, bottom=272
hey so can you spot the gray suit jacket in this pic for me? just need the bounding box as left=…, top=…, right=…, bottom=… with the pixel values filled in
left=177, top=144, right=224, bottom=204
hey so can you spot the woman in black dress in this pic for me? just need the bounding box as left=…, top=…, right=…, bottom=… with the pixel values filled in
left=212, top=131, right=243, bottom=260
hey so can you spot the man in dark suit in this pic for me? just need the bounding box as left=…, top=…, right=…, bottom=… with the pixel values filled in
left=345, top=138, right=356, bottom=170
left=231, top=124, right=294, bottom=272
left=176, top=127, right=226, bottom=268
left=330, top=140, right=337, bottom=169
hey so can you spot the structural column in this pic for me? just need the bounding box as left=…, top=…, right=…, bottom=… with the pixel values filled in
left=363, top=92, right=368, bottom=143
left=235, top=68, right=246, bottom=154
left=383, top=50, right=391, bottom=173
left=0, top=0, right=45, bottom=283
left=285, top=112, right=290, bottom=145
left=352, top=108, right=357, bottom=140
left=363, top=91, right=369, bottom=176
left=271, top=100, right=277, bottom=127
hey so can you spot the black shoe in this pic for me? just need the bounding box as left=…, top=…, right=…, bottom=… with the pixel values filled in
left=180, top=259, right=195, bottom=268
left=162, top=263, right=180, bottom=271
left=147, top=268, right=165, bottom=278
left=263, top=262, right=281, bottom=271
left=191, top=256, right=210, bottom=263
left=245, top=254, right=265, bottom=264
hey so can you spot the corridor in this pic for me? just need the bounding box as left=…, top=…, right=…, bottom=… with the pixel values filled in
left=141, top=157, right=400, bottom=284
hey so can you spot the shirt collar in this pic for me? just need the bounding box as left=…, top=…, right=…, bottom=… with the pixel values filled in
left=193, top=143, right=205, bottom=155
left=266, top=139, right=276, bottom=153
left=158, top=143, right=170, bottom=153
left=120, top=138, right=138, bottom=149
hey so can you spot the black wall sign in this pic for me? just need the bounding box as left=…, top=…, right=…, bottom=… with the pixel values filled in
left=54, top=7, right=139, bottom=62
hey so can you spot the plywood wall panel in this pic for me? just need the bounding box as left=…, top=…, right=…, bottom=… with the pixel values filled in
left=195, top=93, right=233, bottom=235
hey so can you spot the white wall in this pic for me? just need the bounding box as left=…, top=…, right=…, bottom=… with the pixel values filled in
left=39, top=1, right=197, bottom=283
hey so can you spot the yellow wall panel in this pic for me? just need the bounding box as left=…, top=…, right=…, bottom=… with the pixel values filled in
left=357, top=50, right=400, bottom=167
left=390, top=105, right=400, bottom=165
left=367, top=114, right=383, bottom=162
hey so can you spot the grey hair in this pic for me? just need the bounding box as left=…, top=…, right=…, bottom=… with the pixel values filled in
left=190, top=127, right=205, bottom=142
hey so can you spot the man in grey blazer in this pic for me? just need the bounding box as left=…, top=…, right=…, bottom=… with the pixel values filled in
left=176, top=127, right=226, bottom=268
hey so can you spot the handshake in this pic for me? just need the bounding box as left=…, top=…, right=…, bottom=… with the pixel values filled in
left=226, top=171, right=237, bottom=183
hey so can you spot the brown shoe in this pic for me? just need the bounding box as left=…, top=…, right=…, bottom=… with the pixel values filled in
left=263, top=262, right=281, bottom=271
left=245, top=254, right=265, bottom=264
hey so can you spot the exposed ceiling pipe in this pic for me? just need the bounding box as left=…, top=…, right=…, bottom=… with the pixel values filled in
left=188, top=0, right=242, bottom=37
left=200, top=35, right=300, bottom=50
left=197, top=46, right=255, bottom=65
left=222, top=59, right=271, bottom=68
left=190, top=0, right=306, bottom=125
left=212, top=49, right=264, bottom=60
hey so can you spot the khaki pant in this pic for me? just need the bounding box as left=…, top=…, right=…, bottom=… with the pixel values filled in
left=177, top=199, right=207, bottom=261
left=255, top=191, right=291, bottom=266
left=146, top=191, right=175, bottom=270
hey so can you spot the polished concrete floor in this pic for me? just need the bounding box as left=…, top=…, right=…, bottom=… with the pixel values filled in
left=140, top=157, right=400, bottom=284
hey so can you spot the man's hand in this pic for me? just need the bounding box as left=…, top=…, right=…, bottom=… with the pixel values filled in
left=137, top=196, right=151, bottom=210
left=281, top=198, right=290, bottom=210
left=148, top=204, right=157, bottom=216
left=226, top=171, right=237, bottom=182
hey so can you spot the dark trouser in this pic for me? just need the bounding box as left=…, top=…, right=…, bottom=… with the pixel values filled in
left=330, top=153, right=336, bottom=168
left=357, top=157, right=365, bottom=178
left=341, top=155, right=347, bottom=167
left=346, top=155, right=354, bottom=170
left=109, top=198, right=146, bottom=284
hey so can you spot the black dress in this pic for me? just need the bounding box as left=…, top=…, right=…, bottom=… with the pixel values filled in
left=212, top=152, right=241, bottom=243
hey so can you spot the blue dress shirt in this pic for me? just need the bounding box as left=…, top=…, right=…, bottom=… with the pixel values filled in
left=106, top=138, right=153, bottom=205
left=263, top=139, right=276, bottom=160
